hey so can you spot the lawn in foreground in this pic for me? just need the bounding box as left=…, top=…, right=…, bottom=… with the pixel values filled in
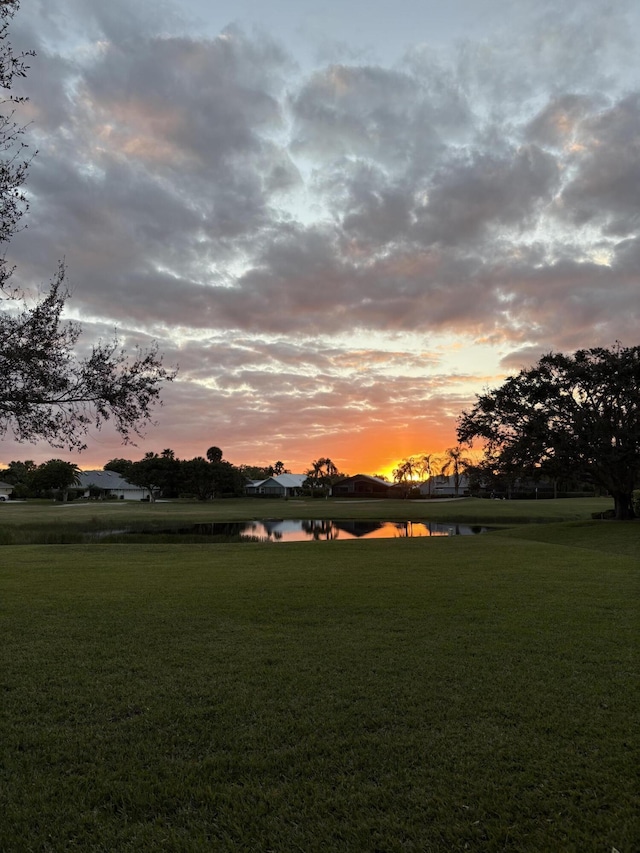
left=1, top=530, right=638, bottom=851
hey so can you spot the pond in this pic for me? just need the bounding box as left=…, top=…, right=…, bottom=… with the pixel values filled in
left=141, top=519, right=490, bottom=542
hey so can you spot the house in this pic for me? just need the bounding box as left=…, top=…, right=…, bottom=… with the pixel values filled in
left=330, top=474, right=397, bottom=498
left=419, top=474, right=470, bottom=498
left=76, top=470, right=152, bottom=501
left=0, top=480, right=14, bottom=501
left=245, top=473, right=307, bottom=498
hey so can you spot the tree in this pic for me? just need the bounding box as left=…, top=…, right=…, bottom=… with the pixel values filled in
left=32, top=459, right=80, bottom=501
left=392, top=457, right=418, bottom=497
left=237, top=464, right=271, bottom=481
left=206, top=446, right=223, bottom=464
left=125, top=450, right=184, bottom=501
left=440, top=446, right=472, bottom=496
left=304, top=458, right=323, bottom=491
left=0, top=2, right=174, bottom=451
left=126, top=453, right=165, bottom=502
left=209, top=459, right=244, bottom=497
left=1, top=263, right=174, bottom=450
left=457, top=345, right=640, bottom=519
left=182, top=456, right=244, bottom=500
left=0, top=458, right=36, bottom=498
left=393, top=457, right=417, bottom=482
left=0, top=0, right=33, bottom=255
left=304, top=457, right=343, bottom=496
left=1, top=458, right=36, bottom=485
left=103, top=458, right=133, bottom=477
left=419, top=453, right=441, bottom=497
left=182, top=457, right=218, bottom=501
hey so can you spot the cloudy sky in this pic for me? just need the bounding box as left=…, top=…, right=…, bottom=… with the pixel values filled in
left=4, top=0, right=640, bottom=476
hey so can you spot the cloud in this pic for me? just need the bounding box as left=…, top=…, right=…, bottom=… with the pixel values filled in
left=4, top=0, right=640, bottom=472
left=555, top=94, right=640, bottom=235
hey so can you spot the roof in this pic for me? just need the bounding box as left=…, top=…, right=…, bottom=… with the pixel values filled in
left=250, top=474, right=307, bottom=488
left=270, top=474, right=307, bottom=488
left=334, top=474, right=391, bottom=486
left=0, top=480, right=13, bottom=489
left=77, top=470, right=140, bottom=490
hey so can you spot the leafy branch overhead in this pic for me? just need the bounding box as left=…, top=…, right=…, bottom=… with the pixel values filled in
left=0, top=1, right=174, bottom=451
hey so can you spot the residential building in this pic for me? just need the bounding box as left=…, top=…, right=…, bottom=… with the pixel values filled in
left=76, top=470, right=152, bottom=501
left=330, top=474, right=398, bottom=498
left=245, top=473, right=307, bottom=498
left=419, top=474, right=470, bottom=497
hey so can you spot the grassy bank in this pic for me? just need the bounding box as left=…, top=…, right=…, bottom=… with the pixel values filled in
left=1, top=524, right=638, bottom=851
left=0, top=496, right=614, bottom=544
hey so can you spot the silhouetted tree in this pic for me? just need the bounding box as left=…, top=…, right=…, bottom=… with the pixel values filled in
left=32, top=459, right=80, bottom=501
left=304, top=457, right=344, bottom=496
left=103, top=458, right=133, bottom=476
left=440, top=446, right=472, bottom=496
left=206, top=446, right=223, bottom=464
left=458, top=345, right=640, bottom=519
left=127, top=453, right=166, bottom=502
left=419, top=453, right=441, bottom=497
left=0, top=458, right=36, bottom=497
left=182, top=457, right=218, bottom=501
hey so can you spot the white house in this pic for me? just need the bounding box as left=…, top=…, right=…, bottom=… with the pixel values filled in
left=418, top=474, right=470, bottom=498
left=0, top=480, right=14, bottom=501
left=245, top=473, right=307, bottom=497
left=76, top=470, right=151, bottom=501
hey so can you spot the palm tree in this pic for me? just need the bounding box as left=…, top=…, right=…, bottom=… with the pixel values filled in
left=440, top=446, right=472, bottom=496
left=304, top=459, right=324, bottom=491
left=305, top=457, right=341, bottom=496
left=323, top=458, right=338, bottom=478
left=33, top=459, right=81, bottom=502
left=392, top=457, right=417, bottom=497
left=419, top=453, right=441, bottom=497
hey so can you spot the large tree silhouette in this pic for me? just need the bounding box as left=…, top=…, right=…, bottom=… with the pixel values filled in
left=458, top=345, right=640, bottom=519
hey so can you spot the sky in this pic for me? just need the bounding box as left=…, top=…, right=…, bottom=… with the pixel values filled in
left=3, top=0, right=640, bottom=477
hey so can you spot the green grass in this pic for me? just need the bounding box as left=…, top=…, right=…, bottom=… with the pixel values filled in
left=1, top=524, right=638, bottom=851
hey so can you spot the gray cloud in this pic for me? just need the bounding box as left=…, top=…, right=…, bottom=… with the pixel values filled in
left=556, top=94, right=640, bottom=235
left=4, top=0, right=640, bottom=470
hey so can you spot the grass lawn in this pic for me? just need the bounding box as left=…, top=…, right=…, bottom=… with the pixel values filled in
left=1, top=511, right=638, bottom=850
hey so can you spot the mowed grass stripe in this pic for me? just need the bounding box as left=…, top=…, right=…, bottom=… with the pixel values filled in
left=1, top=536, right=638, bottom=852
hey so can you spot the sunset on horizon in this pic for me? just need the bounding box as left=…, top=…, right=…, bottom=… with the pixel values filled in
left=2, top=0, right=639, bottom=476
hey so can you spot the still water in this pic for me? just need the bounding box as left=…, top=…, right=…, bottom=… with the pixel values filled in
left=158, top=519, right=489, bottom=542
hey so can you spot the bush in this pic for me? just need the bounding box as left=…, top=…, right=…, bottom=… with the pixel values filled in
left=592, top=509, right=616, bottom=520
left=10, top=483, right=31, bottom=500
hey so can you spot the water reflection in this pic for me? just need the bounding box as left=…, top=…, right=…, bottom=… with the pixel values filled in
left=162, top=519, right=488, bottom=542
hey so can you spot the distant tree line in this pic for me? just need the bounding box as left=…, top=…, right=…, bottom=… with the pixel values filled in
left=0, top=458, right=81, bottom=501
left=0, top=452, right=303, bottom=502
left=103, top=447, right=248, bottom=502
